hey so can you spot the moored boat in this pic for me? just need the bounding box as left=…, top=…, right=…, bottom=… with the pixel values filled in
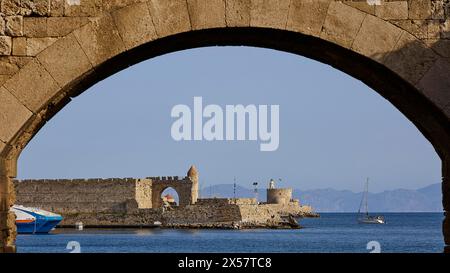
left=357, top=178, right=385, bottom=225
left=11, top=205, right=63, bottom=234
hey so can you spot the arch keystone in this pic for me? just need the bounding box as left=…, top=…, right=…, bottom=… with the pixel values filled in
left=187, top=0, right=226, bottom=30
left=111, top=2, right=158, bottom=50
left=147, top=0, right=192, bottom=38
left=250, top=0, right=290, bottom=29
left=320, top=2, right=366, bottom=49
left=36, top=33, right=93, bottom=88
left=286, top=0, right=331, bottom=37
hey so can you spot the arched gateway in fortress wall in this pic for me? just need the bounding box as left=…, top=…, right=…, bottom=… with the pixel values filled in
left=0, top=0, right=449, bottom=252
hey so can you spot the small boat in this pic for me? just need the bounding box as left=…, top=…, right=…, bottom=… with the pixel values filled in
left=11, top=205, right=63, bottom=234
left=357, top=178, right=385, bottom=224
left=358, top=215, right=385, bottom=224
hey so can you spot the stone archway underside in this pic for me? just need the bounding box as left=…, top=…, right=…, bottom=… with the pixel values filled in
left=0, top=0, right=449, bottom=252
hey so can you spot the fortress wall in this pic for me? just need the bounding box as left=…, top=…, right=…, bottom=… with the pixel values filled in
left=195, top=198, right=232, bottom=206
left=238, top=203, right=315, bottom=224
left=13, top=178, right=152, bottom=213
left=267, top=188, right=292, bottom=205
left=135, top=179, right=152, bottom=209
left=162, top=204, right=242, bottom=226
left=234, top=198, right=257, bottom=205
left=196, top=198, right=257, bottom=206
left=60, top=209, right=164, bottom=227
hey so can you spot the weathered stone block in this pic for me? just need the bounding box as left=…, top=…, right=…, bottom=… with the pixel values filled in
left=427, top=38, right=450, bottom=56
left=73, top=14, right=125, bottom=67
left=320, top=2, right=366, bottom=48
left=37, top=33, right=92, bottom=87
left=0, top=87, right=32, bottom=144
left=12, top=37, right=27, bottom=56
left=147, top=0, right=191, bottom=37
left=286, top=0, right=331, bottom=37
left=375, top=1, right=408, bottom=19
left=1, top=55, right=33, bottom=68
left=417, top=58, right=450, bottom=108
left=21, top=0, right=50, bottom=16
left=427, top=19, right=441, bottom=38
left=0, top=0, right=21, bottom=16
left=0, top=36, right=12, bottom=56
left=384, top=32, right=438, bottom=85
left=26, top=37, right=57, bottom=56
left=64, top=0, right=103, bottom=17
left=441, top=19, right=450, bottom=38
left=352, top=15, right=403, bottom=62
left=0, top=17, right=5, bottom=36
left=0, top=60, right=18, bottom=74
left=111, top=2, right=157, bottom=49
left=5, top=16, right=23, bottom=37
left=250, top=0, right=290, bottom=29
left=46, top=17, right=89, bottom=37
left=225, top=0, right=250, bottom=27
left=408, top=0, right=432, bottom=19
left=102, top=0, right=145, bottom=11
left=0, top=75, right=11, bottom=86
left=390, top=19, right=428, bottom=39
left=431, top=0, right=445, bottom=19
left=3, top=59, right=60, bottom=112
left=23, top=17, right=47, bottom=37
left=344, top=0, right=375, bottom=15
left=0, top=141, right=5, bottom=155
left=49, top=0, right=64, bottom=16
left=187, top=0, right=226, bottom=30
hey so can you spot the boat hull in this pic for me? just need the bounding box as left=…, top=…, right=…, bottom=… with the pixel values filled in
left=12, top=206, right=63, bottom=234
left=358, top=217, right=385, bottom=224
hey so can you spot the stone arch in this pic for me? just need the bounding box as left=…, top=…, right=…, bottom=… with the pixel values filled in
left=160, top=187, right=180, bottom=206
left=155, top=186, right=181, bottom=208
left=0, top=0, right=449, bottom=252
left=152, top=182, right=193, bottom=208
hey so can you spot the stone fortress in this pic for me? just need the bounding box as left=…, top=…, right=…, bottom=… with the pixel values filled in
left=14, top=166, right=316, bottom=229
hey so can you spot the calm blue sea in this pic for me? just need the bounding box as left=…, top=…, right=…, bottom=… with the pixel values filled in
left=16, top=213, right=445, bottom=253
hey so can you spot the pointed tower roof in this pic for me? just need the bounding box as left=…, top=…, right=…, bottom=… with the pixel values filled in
left=187, top=165, right=198, bottom=177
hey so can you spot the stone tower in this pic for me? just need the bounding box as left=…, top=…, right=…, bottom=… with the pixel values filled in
left=188, top=165, right=199, bottom=204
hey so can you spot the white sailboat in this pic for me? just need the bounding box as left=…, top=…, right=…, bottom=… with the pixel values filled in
left=357, top=178, right=385, bottom=224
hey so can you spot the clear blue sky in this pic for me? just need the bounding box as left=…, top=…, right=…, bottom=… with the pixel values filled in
left=17, top=46, right=441, bottom=192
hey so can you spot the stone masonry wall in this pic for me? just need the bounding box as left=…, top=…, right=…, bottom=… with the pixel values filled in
left=0, top=0, right=141, bottom=85
left=14, top=178, right=152, bottom=214
left=135, top=178, right=152, bottom=209
left=163, top=200, right=315, bottom=228
left=266, top=188, right=292, bottom=205
left=196, top=198, right=257, bottom=206
left=162, top=204, right=243, bottom=226
left=0, top=0, right=450, bottom=88
left=238, top=203, right=314, bottom=226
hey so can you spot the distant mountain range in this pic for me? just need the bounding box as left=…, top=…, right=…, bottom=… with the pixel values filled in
left=200, top=183, right=443, bottom=212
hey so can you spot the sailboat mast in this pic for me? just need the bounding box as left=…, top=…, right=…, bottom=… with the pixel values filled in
left=365, top=178, right=369, bottom=216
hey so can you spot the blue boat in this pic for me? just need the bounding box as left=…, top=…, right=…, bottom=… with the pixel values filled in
left=11, top=205, right=63, bottom=234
